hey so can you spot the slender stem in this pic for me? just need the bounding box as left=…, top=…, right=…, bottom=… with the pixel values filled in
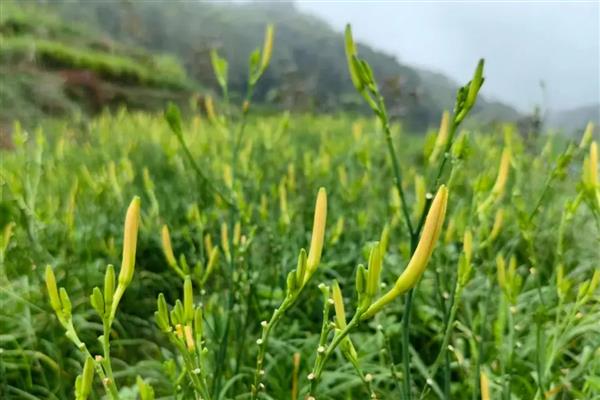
left=401, top=289, right=414, bottom=400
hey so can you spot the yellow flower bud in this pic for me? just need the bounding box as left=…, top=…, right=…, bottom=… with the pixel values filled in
left=161, top=225, right=177, bottom=267
left=205, top=95, right=217, bottom=124
left=414, top=175, right=426, bottom=219
left=363, top=185, right=448, bottom=319
left=45, top=265, right=62, bottom=314
left=202, top=246, right=220, bottom=285
left=589, top=141, right=598, bottom=188
left=184, top=324, right=195, bottom=351
left=480, top=371, right=490, bottom=400
left=221, top=222, right=230, bottom=260
left=260, top=24, right=274, bottom=72
left=331, top=280, right=347, bottom=329
left=463, top=229, right=473, bottom=266
left=488, top=208, right=504, bottom=243
left=344, top=24, right=363, bottom=91
left=204, top=233, right=213, bottom=255
left=118, top=196, right=141, bottom=287
left=183, top=277, right=194, bottom=323
left=429, top=111, right=450, bottom=164
left=579, top=122, right=594, bottom=149
left=306, top=187, right=327, bottom=281
left=492, top=147, right=511, bottom=198
left=366, top=243, right=383, bottom=298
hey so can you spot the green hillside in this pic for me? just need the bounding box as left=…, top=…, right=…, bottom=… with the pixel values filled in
left=49, top=1, right=519, bottom=130
left=0, top=2, right=193, bottom=126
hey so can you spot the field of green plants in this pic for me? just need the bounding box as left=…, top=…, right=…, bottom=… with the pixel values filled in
left=1, top=23, right=599, bottom=400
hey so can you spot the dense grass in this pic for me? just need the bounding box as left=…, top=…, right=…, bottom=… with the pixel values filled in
left=1, top=103, right=598, bottom=399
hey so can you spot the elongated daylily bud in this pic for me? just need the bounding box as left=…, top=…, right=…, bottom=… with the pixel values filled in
left=589, top=142, right=598, bottom=188
left=183, top=277, right=194, bottom=323
left=463, top=230, right=473, bottom=265
left=295, top=248, right=308, bottom=286
left=579, top=122, right=594, bottom=149
left=331, top=280, right=347, bottom=329
left=414, top=175, right=426, bottom=219
left=305, top=187, right=327, bottom=281
left=355, top=264, right=367, bottom=296
left=45, top=265, right=62, bottom=314
left=77, top=356, right=95, bottom=400
left=260, top=24, right=274, bottom=72
left=362, top=185, right=448, bottom=319
left=221, top=222, right=230, bottom=260
left=379, top=224, right=390, bottom=255
left=488, top=208, right=504, bottom=243
left=161, top=225, right=177, bottom=267
left=155, top=293, right=170, bottom=332
left=366, top=243, right=382, bottom=298
left=480, top=371, right=491, bottom=400
left=492, top=147, right=511, bottom=197
left=118, top=196, right=141, bottom=287
left=202, top=247, right=219, bottom=284
left=344, top=24, right=363, bottom=91
left=104, top=265, right=115, bottom=309
left=466, top=59, right=485, bottom=108
left=205, top=96, right=217, bottom=124
left=458, top=229, right=473, bottom=286
left=184, top=324, right=195, bottom=350
left=429, top=111, right=450, bottom=163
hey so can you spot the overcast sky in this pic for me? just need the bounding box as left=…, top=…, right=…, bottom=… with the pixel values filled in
left=296, top=1, right=599, bottom=112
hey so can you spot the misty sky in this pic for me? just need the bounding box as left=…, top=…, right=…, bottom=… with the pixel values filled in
left=296, top=1, right=599, bottom=112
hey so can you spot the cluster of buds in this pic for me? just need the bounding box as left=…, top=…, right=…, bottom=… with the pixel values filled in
left=161, top=224, right=220, bottom=286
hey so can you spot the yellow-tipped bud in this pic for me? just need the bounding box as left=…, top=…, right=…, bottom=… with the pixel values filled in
left=489, top=208, right=504, bottom=243
left=344, top=24, right=363, bottom=91
left=45, top=265, right=62, bottom=314
left=202, top=247, right=219, bottom=284
left=331, top=280, right=347, bottom=329
left=363, top=185, right=448, bottom=319
left=118, top=196, right=141, bottom=287
left=463, top=229, right=473, bottom=265
left=260, top=24, right=274, bottom=72
left=221, top=222, right=230, bottom=259
left=480, top=371, right=491, bottom=400
left=366, top=243, right=383, bottom=298
left=306, top=187, right=327, bottom=280
left=204, top=233, right=213, bottom=255
left=161, top=225, right=177, bottom=267
left=183, top=277, right=194, bottom=323
left=579, top=122, right=594, bottom=149
left=184, top=324, right=195, bottom=350
left=429, top=111, right=450, bottom=164
left=492, top=147, right=511, bottom=197
left=589, top=141, right=598, bottom=188
left=414, top=175, right=426, bottom=219
left=205, top=96, right=217, bottom=124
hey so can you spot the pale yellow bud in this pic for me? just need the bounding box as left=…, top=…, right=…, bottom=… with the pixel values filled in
left=331, top=280, right=347, bottom=329
left=161, top=225, right=177, bottom=267
left=429, top=111, right=450, bottom=163
left=480, top=371, right=490, bottom=400
left=260, top=24, right=274, bottom=71
left=363, top=185, right=448, bottom=319
left=118, top=196, right=141, bottom=287
left=306, top=187, right=327, bottom=280
left=489, top=208, right=504, bottom=243
left=492, top=147, right=511, bottom=198
left=589, top=142, right=598, bottom=188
